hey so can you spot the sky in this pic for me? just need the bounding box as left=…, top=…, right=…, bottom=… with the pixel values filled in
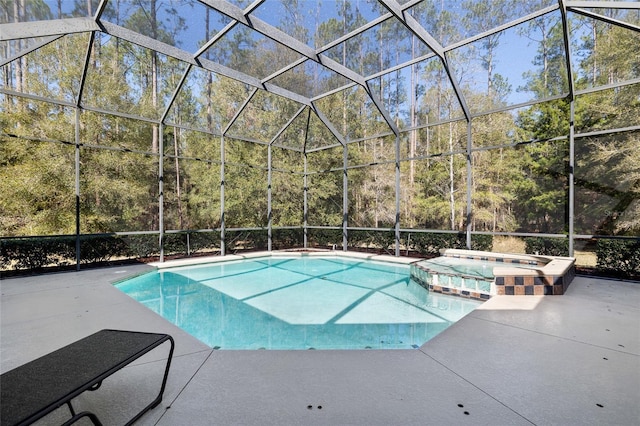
left=38, top=0, right=567, bottom=107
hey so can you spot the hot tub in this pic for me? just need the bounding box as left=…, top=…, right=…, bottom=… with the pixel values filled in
left=411, top=249, right=576, bottom=300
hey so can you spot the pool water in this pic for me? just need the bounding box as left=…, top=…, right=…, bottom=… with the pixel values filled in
left=115, top=256, right=481, bottom=350
left=416, top=256, right=540, bottom=279
left=411, top=255, right=544, bottom=297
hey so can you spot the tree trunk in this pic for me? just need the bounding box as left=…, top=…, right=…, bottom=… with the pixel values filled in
left=592, top=22, right=597, bottom=86
left=151, top=0, right=159, bottom=153
left=206, top=8, right=213, bottom=131
left=14, top=1, right=23, bottom=93
left=174, top=128, right=184, bottom=229
left=409, top=36, right=417, bottom=186
left=449, top=121, right=455, bottom=230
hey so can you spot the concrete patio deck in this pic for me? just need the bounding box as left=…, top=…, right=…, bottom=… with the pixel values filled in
left=1, top=264, right=639, bottom=425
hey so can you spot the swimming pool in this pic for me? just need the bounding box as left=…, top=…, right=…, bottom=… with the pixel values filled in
left=115, top=255, right=481, bottom=350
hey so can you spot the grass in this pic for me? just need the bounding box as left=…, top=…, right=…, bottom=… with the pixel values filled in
left=492, top=236, right=526, bottom=254
left=574, top=250, right=597, bottom=267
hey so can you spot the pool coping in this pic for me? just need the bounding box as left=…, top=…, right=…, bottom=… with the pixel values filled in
left=149, top=250, right=418, bottom=269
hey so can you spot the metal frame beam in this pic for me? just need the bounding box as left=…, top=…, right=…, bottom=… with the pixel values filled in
left=379, top=0, right=471, bottom=121
left=223, top=88, right=259, bottom=135
left=101, top=22, right=311, bottom=108
left=559, top=0, right=576, bottom=101
left=342, top=142, right=348, bottom=251
left=379, top=0, right=445, bottom=58
left=0, top=18, right=100, bottom=41
left=394, top=134, right=401, bottom=256
left=364, top=82, right=400, bottom=136
left=568, top=100, right=576, bottom=256
left=76, top=33, right=95, bottom=107
left=569, top=7, right=640, bottom=33
left=0, top=35, right=62, bottom=67
left=194, top=21, right=237, bottom=60
left=202, top=0, right=370, bottom=89
left=0, top=87, right=75, bottom=108
left=220, top=134, right=226, bottom=256
left=465, top=121, right=473, bottom=249
left=268, top=106, right=307, bottom=146
left=93, top=0, right=109, bottom=20
left=566, top=1, right=640, bottom=9
left=160, top=65, right=193, bottom=123
left=445, top=5, right=559, bottom=52
left=310, top=103, right=347, bottom=147
left=99, top=21, right=196, bottom=64
left=267, top=143, right=273, bottom=251
left=316, top=14, right=394, bottom=54
left=303, top=151, right=309, bottom=248
left=158, top=123, right=165, bottom=261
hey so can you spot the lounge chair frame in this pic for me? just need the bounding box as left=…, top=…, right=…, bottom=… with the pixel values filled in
left=0, top=329, right=175, bottom=426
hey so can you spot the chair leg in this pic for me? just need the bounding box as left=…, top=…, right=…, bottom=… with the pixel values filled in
left=62, top=411, right=103, bottom=426
left=123, top=336, right=175, bottom=426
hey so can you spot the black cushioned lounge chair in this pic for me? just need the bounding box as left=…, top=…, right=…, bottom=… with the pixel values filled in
left=0, top=329, right=174, bottom=426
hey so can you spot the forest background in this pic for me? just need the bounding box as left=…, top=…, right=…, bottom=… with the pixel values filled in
left=1, top=0, right=638, bottom=275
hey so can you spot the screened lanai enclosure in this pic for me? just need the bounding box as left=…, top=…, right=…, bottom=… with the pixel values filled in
left=1, top=0, right=639, bottom=275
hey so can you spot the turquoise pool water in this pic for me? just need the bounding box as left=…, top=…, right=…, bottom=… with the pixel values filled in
left=115, top=256, right=481, bottom=350
left=411, top=256, right=543, bottom=296
left=416, top=256, right=540, bottom=279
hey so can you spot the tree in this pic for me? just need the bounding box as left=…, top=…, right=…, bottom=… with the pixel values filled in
left=513, top=11, right=571, bottom=233
left=0, top=124, right=75, bottom=236
left=572, top=11, right=640, bottom=236
left=463, top=0, right=515, bottom=99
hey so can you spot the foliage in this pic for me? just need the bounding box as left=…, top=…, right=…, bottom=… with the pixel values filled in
left=469, top=234, right=494, bottom=252
left=348, top=229, right=396, bottom=252
left=307, top=169, right=343, bottom=227
left=80, top=235, right=128, bottom=263
left=163, top=233, right=189, bottom=256
left=307, top=228, right=343, bottom=248
left=0, top=135, right=76, bottom=236
left=187, top=232, right=221, bottom=253
left=225, top=230, right=268, bottom=252
left=595, top=239, right=640, bottom=278
left=407, top=232, right=492, bottom=256
left=524, top=237, right=569, bottom=257
left=574, top=131, right=640, bottom=237
left=0, top=234, right=152, bottom=271
left=0, top=2, right=638, bottom=276
left=272, top=228, right=304, bottom=249
left=1, top=237, right=74, bottom=270
left=161, top=232, right=219, bottom=257
left=119, top=235, right=159, bottom=259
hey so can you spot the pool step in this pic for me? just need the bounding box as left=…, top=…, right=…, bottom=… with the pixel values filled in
left=410, top=263, right=492, bottom=301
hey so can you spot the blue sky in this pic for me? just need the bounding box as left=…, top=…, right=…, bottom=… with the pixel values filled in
left=41, top=0, right=565, bottom=107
